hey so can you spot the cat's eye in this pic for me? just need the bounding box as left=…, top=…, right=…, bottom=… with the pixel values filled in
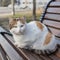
left=20, top=25, right=24, bottom=27
left=13, top=26, right=17, bottom=28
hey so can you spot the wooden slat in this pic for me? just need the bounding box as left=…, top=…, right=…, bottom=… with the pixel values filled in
left=0, top=52, right=4, bottom=60
left=19, top=49, right=42, bottom=60
left=55, top=48, right=60, bottom=58
left=43, top=20, right=60, bottom=37
left=49, top=2, right=60, bottom=7
left=49, top=48, right=60, bottom=60
left=19, top=48, right=53, bottom=60
left=49, top=54, right=60, bottom=60
left=0, top=34, right=23, bottom=60
left=0, top=45, right=8, bottom=60
left=47, top=8, right=60, bottom=14
left=38, top=55, right=52, bottom=60
left=44, top=14, right=60, bottom=21
left=0, top=55, right=2, bottom=60
left=48, top=27, right=60, bottom=37
left=43, top=20, right=60, bottom=29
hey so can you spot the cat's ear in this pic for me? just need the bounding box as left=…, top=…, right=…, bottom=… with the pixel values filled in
left=9, top=17, right=17, bottom=29
left=22, top=16, right=26, bottom=21
left=9, top=17, right=16, bottom=23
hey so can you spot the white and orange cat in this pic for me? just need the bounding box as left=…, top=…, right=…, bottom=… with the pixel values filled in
left=9, top=17, right=60, bottom=54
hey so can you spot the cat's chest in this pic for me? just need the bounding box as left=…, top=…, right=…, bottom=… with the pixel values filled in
left=13, top=34, right=36, bottom=43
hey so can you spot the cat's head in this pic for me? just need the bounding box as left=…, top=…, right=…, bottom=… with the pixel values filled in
left=9, top=17, right=26, bottom=35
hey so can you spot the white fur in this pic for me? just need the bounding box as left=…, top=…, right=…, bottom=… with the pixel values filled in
left=10, top=21, right=60, bottom=54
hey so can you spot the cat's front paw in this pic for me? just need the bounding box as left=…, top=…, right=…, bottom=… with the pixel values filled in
left=14, top=43, right=21, bottom=48
left=17, top=44, right=28, bottom=48
left=14, top=42, right=18, bottom=47
left=17, top=45, right=21, bottom=48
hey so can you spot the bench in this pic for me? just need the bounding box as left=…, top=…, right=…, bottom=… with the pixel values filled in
left=0, top=0, right=60, bottom=60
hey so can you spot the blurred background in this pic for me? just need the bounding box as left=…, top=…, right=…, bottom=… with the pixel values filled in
left=0, top=0, right=50, bottom=30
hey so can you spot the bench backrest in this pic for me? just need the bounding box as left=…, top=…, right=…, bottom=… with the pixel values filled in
left=41, top=0, right=60, bottom=38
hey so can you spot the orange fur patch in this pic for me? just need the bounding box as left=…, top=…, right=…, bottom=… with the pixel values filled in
left=9, top=19, right=17, bottom=29
left=19, top=19, right=25, bottom=24
left=43, top=32, right=52, bottom=45
left=35, top=21, right=43, bottom=30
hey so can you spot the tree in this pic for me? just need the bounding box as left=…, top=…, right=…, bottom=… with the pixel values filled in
left=11, top=0, right=15, bottom=16
left=33, top=0, right=36, bottom=20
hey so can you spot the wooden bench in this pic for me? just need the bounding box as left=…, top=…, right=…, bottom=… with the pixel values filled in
left=0, top=0, right=60, bottom=60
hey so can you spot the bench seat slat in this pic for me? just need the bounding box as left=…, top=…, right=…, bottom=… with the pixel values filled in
left=48, top=27, right=60, bottom=37
left=44, top=14, right=60, bottom=21
left=0, top=45, right=8, bottom=60
left=49, top=48, right=60, bottom=60
left=19, top=49, right=42, bottom=60
left=55, top=48, right=60, bottom=58
left=45, top=26, right=60, bottom=37
left=0, top=34, right=23, bottom=60
left=0, top=52, right=5, bottom=60
left=38, top=55, right=52, bottom=60
left=49, top=55, right=60, bottom=60
left=43, top=20, right=60, bottom=29
left=0, top=56, right=2, bottom=60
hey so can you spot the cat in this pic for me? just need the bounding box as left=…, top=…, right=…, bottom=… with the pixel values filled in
left=9, top=17, right=60, bottom=54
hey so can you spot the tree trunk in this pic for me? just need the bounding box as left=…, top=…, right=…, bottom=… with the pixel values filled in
left=33, top=0, right=36, bottom=20
left=11, top=0, right=15, bottom=16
